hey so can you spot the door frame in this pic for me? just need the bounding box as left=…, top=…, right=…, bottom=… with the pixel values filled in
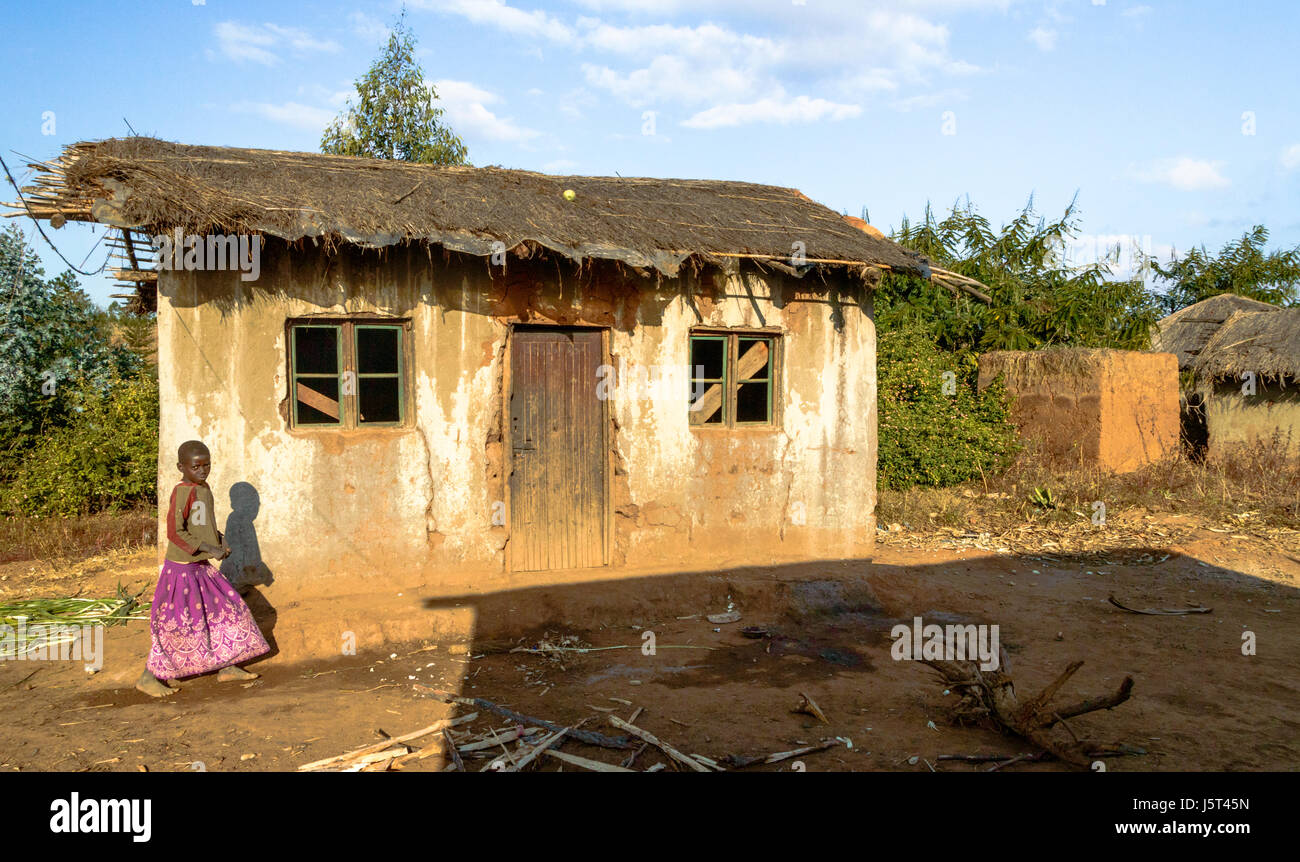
left=502, top=323, right=613, bottom=572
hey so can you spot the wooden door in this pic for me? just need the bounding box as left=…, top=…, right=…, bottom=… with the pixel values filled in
left=508, top=328, right=608, bottom=571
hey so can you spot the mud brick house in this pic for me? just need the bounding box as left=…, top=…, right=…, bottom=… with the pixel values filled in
left=16, top=137, right=977, bottom=597
left=977, top=348, right=1179, bottom=472
left=1192, top=308, right=1300, bottom=457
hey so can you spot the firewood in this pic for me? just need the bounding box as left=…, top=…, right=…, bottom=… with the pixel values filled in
left=607, top=716, right=710, bottom=772
left=543, top=749, right=635, bottom=772
left=922, top=653, right=1134, bottom=769
left=297, top=712, right=477, bottom=771
left=415, top=686, right=632, bottom=749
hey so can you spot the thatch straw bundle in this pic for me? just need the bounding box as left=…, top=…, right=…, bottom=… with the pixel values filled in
left=1192, top=308, right=1300, bottom=383
left=1151, top=293, right=1279, bottom=370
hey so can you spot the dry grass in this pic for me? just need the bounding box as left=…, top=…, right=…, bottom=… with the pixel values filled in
left=878, top=440, right=1300, bottom=537
left=0, top=505, right=156, bottom=565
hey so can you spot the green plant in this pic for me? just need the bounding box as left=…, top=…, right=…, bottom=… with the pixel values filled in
left=877, top=322, right=1020, bottom=489
left=1030, top=486, right=1058, bottom=509
left=0, top=374, right=158, bottom=518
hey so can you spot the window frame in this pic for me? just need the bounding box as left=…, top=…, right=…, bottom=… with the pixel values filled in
left=287, top=317, right=412, bottom=430
left=688, top=328, right=782, bottom=429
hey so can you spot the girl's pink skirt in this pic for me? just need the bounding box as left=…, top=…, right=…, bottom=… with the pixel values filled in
left=146, top=559, right=270, bottom=680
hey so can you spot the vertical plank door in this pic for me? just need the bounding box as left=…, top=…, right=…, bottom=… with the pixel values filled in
left=509, top=328, right=608, bottom=571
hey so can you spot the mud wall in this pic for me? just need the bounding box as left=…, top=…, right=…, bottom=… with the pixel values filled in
left=1205, top=380, right=1300, bottom=455
left=978, top=349, right=1178, bottom=472
left=156, top=241, right=877, bottom=600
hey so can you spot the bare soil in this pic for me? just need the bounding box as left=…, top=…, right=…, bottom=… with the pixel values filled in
left=1, top=519, right=1297, bottom=773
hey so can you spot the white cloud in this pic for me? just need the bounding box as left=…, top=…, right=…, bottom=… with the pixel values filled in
left=230, top=101, right=336, bottom=130
left=1281, top=143, right=1300, bottom=172
left=415, top=0, right=1000, bottom=115
left=1131, top=157, right=1230, bottom=191
left=1027, top=26, right=1057, bottom=51
left=348, top=12, right=390, bottom=43
left=409, top=0, right=576, bottom=44
left=682, top=93, right=861, bottom=129
left=213, top=21, right=339, bottom=65
left=583, top=56, right=754, bottom=107
left=431, top=79, right=541, bottom=143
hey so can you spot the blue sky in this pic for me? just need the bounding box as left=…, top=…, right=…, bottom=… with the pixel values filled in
left=5, top=0, right=1299, bottom=306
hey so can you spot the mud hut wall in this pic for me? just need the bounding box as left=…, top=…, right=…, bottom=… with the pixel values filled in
left=1096, top=351, right=1180, bottom=471
left=156, top=242, right=876, bottom=598
left=978, top=353, right=1104, bottom=465
left=978, top=351, right=1178, bottom=471
left=1205, top=379, right=1300, bottom=455
left=607, top=270, right=877, bottom=570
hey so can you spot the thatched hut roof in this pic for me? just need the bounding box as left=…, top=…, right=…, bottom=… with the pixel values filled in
left=9, top=137, right=931, bottom=280
left=1192, top=308, right=1300, bottom=383
left=1152, top=293, right=1278, bottom=369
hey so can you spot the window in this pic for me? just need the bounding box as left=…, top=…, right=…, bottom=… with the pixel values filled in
left=689, top=331, right=778, bottom=426
left=289, top=320, right=408, bottom=428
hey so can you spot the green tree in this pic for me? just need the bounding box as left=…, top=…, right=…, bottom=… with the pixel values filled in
left=876, top=196, right=1162, bottom=356
left=321, top=12, right=469, bottom=165
left=1145, top=225, right=1300, bottom=312
left=0, top=226, right=140, bottom=448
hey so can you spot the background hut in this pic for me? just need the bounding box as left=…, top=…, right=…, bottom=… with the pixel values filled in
left=1151, top=294, right=1279, bottom=456
left=1191, top=308, right=1300, bottom=456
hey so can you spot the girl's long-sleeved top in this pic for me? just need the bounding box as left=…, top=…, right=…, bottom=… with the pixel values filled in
left=164, top=481, right=222, bottom=563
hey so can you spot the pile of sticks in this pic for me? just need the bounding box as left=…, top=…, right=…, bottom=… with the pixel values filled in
left=300, top=683, right=849, bottom=773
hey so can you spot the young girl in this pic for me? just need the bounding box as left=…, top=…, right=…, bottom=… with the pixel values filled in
left=136, top=440, right=270, bottom=698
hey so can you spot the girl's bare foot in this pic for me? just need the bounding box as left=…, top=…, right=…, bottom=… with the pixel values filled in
left=216, top=665, right=258, bottom=682
left=136, top=670, right=177, bottom=698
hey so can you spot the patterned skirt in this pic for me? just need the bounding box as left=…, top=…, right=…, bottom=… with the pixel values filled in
left=146, top=560, right=270, bottom=681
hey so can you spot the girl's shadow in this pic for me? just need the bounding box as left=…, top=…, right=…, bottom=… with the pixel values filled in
left=221, top=481, right=279, bottom=658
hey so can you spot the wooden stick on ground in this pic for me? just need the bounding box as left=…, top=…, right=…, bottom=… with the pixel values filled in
left=544, top=749, right=636, bottom=772
left=415, top=686, right=633, bottom=749
left=443, top=728, right=465, bottom=772
left=722, top=739, right=842, bottom=768
left=1108, top=595, right=1211, bottom=615
left=505, top=726, right=571, bottom=772
left=297, top=712, right=478, bottom=771
left=607, top=716, right=710, bottom=773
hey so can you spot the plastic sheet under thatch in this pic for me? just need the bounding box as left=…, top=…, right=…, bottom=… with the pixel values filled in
left=20, top=137, right=930, bottom=279
left=1192, top=308, right=1300, bottom=382
left=1152, top=293, right=1279, bottom=369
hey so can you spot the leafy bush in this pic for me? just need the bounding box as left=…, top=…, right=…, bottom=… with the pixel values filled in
left=877, top=324, right=1019, bottom=489
left=0, top=226, right=143, bottom=485
left=0, top=374, right=158, bottom=517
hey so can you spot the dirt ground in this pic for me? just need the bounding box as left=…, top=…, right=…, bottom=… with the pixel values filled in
left=1, top=517, right=1297, bottom=773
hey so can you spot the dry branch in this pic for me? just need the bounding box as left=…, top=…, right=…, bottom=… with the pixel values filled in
left=923, top=654, right=1134, bottom=769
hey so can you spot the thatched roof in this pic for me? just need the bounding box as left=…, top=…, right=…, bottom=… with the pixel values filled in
left=1192, top=308, right=1300, bottom=382
left=1152, top=293, right=1278, bottom=369
left=9, top=137, right=931, bottom=280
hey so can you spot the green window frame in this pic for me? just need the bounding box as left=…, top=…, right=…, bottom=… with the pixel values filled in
left=689, top=330, right=779, bottom=427
left=289, top=320, right=408, bottom=429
